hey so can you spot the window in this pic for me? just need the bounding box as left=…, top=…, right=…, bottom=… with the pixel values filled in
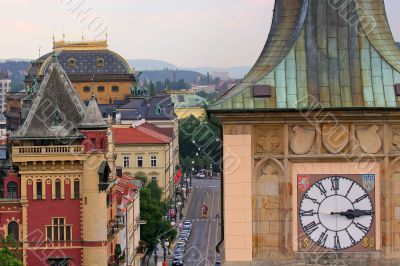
left=112, top=86, right=119, bottom=92
left=7, top=182, right=18, bottom=198
left=8, top=221, right=19, bottom=241
left=96, top=58, right=105, bottom=68
left=55, top=180, right=61, bottom=199
left=151, top=155, right=157, bottom=167
left=37, top=180, right=43, bottom=199
left=49, top=258, right=70, bottom=266
left=67, top=58, right=76, bottom=68
left=83, top=86, right=91, bottom=93
left=46, top=218, right=72, bottom=242
left=123, top=156, right=130, bottom=168
left=74, top=180, right=80, bottom=199
left=97, top=86, right=105, bottom=92
left=137, top=156, right=143, bottom=168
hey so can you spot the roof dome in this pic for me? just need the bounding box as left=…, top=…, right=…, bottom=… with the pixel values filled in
left=27, top=40, right=132, bottom=79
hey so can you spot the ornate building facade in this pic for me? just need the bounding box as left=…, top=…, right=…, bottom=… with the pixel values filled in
left=0, top=61, right=135, bottom=265
left=209, top=0, right=400, bottom=264
left=25, top=39, right=135, bottom=104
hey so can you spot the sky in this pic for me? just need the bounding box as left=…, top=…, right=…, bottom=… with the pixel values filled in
left=0, top=0, right=399, bottom=68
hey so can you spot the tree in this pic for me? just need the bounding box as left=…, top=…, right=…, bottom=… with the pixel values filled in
left=133, top=172, right=148, bottom=185
left=0, top=236, right=23, bottom=266
left=149, top=82, right=156, bottom=96
left=140, top=181, right=177, bottom=254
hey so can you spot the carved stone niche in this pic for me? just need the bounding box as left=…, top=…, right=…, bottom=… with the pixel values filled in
left=321, top=124, right=351, bottom=154
left=355, top=125, right=383, bottom=154
left=289, top=126, right=316, bottom=155
left=255, top=126, right=284, bottom=154
left=391, top=126, right=400, bottom=153
left=252, top=158, right=286, bottom=260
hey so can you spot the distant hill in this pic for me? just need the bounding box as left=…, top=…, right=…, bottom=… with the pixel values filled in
left=128, top=59, right=250, bottom=79
left=128, top=59, right=177, bottom=71
left=140, top=69, right=204, bottom=83
left=0, top=60, right=30, bottom=92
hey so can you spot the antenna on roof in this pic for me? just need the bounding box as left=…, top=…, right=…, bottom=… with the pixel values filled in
left=91, top=75, right=95, bottom=98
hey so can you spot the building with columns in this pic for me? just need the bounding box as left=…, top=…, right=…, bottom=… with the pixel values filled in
left=209, top=0, right=400, bottom=264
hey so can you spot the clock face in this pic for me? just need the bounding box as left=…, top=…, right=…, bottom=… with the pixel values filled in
left=297, top=175, right=376, bottom=252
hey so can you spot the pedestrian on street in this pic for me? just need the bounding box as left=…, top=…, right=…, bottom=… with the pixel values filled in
left=215, top=211, right=220, bottom=220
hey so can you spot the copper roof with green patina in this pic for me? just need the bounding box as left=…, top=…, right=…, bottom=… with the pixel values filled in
left=209, top=0, right=400, bottom=111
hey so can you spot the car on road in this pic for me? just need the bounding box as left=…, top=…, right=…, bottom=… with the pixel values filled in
left=178, top=233, right=187, bottom=242
left=172, top=256, right=184, bottom=266
left=215, top=261, right=221, bottom=266
left=195, top=172, right=206, bottom=179
left=181, top=229, right=191, bottom=239
left=183, top=220, right=192, bottom=230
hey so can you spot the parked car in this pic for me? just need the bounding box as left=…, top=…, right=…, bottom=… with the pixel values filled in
left=182, top=229, right=191, bottom=239
left=178, top=234, right=187, bottom=242
left=183, top=220, right=192, bottom=230
left=215, top=261, right=221, bottom=266
left=176, top=241, right=186, bottom=248
left=172, top=256, right=184, bottom=266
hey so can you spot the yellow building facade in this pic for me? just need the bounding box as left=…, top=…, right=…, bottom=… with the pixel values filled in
left=113, top=124, right=174, bottom=200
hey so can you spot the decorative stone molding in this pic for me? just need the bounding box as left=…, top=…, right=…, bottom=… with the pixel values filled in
left=391, top=126, right=400, bottom=152
left=356, top=125, right=382, bottom=154
left=255, top=126, right=283, bottom=154
left=290, top=126, right=316, bottom=155
left=322, top=124, right=350, bottom=154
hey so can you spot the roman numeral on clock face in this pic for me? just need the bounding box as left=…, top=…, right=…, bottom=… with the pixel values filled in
left=355, top=222, right=369, bottom=234
left=315, top=182, right=327, bottom=196
left=304, top=221, right=319, bottom=235
left=317, top=231, right=328, bottom=246
left=354, top=194, right=368, bottom=203
left=304, top=194, right=319, bottom=204
left=334, top=234, right=341, bottom=250
left=331, top=177, right=339, bottom=191
left=300, top=210, right=314, bottom=217
left=346, top=229, right=356, bottom=245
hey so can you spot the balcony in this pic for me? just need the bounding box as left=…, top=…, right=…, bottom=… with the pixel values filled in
left=107, top=215, right=125, bottom=240
left=13, top=145, right=84, bottom=155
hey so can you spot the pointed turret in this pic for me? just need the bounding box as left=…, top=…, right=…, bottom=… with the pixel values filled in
left=79, top=94, right=107, bottom=129
left=210, top=0, right=400, bottom=110
left=12, top=62, right=86, bottom=140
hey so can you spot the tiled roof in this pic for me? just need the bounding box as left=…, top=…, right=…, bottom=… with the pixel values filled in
left=140, top=122, right=174, bottom=138
left=32, top=50, right=132, bottom=76
left=79, top=94, right=107, bottom=129
left=112, top=125, right=171, bottom=145
left=12, top=62, right=86, bottom=139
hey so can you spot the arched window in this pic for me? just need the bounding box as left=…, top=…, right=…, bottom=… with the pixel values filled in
left=55, top=180, right=61, bottom=199
left=8, top=221, right=19, bottom=241
left=74, top=179, right=80, bottom=199
left=7, top=182, right=18, bottom=198
left=37, top=180, right=43, bottom=199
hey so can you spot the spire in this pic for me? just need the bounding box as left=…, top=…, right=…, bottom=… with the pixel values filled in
left=79, top=94, right=108, bottom=129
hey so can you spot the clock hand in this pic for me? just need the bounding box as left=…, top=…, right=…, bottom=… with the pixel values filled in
left=331, top=209, right=374, bottom=219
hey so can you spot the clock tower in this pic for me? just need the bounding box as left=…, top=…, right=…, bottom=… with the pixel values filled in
left=209, top=0, right=400, bottom=264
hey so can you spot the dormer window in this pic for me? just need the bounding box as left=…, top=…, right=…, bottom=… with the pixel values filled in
left=97, top=58, right=105, bottom=68
left=68, top=58, right=77, bottom=68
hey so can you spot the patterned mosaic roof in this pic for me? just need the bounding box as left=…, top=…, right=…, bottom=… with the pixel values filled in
left=27, top=49, right=132, bottom=80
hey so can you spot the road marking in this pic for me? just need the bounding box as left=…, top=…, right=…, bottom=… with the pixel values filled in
left=205, top=190, right=215, bottom=265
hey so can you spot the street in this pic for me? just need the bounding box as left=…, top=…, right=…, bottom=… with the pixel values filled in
left=184, top=178, right=221, bottom=266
